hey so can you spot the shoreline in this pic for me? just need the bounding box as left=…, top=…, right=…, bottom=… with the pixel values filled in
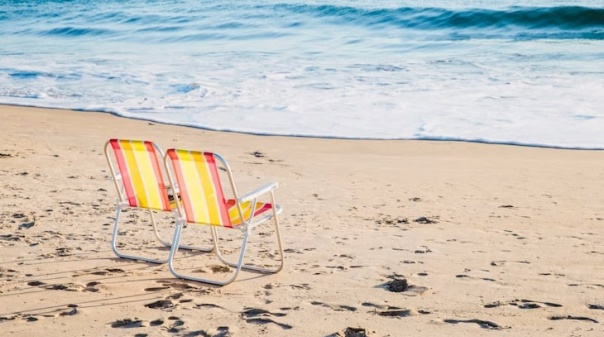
left=2, top=103, right=602, bottom=151
left=1, top=104, right=603, bottom=336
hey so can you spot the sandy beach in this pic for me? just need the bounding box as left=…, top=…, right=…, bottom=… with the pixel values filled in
left=0, top=104, right=602, bottom=336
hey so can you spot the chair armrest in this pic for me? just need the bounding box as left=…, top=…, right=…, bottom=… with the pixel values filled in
left=239, top=182, right=278, bottom=203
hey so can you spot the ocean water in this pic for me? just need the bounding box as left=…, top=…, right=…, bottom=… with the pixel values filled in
left=1, top=0, right=603, bottom=149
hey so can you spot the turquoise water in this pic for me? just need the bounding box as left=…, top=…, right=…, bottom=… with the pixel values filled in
left=1, top=0, right=603, bottom=148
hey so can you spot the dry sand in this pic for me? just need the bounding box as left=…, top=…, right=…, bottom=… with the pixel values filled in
left=0, top=104, right=602, bottom=336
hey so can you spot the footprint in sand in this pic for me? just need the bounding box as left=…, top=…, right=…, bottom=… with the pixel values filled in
left=149, top=318, right=164, bottom=326
left=0, top=314, right=37, bottom=323
left=413, top=216, right=438, bottom=224
left=89, top=268, right=126, bottom=276
left=110, top=318, right=144, bottom=328
left=241, top=307, right=292, bottom=330
left=288, top=283, right=311, bottom=290
left=242, top=308, right=287, bottom=317
left=310, top=301, right=357, bottom=312
left=166, top=318, right=186, bottom=333
left=375, top=216, right=409, bottom=227
left=0, top=315, right=17, bottom=322
left=59, top=307, right=78, bottom=317
left=377, top=307, right=414, bottom=317
left=44, top=283, right=84, bottom=291
left=327, top=327, right=371, bottom=337
left=567, top=282, right=604, bottom=289
left=157, top=280, right=214, bottom=295
left=194, top=303, right=223, bottom=309
left=362, top=302, right=430, bottom=317
left=414, top=246, right=432, bottom=254
left=213, top=326, right=231, bottom=337
left=484, top=299, right=562, bottom=309
left=85, top=281, right=102, bottom=292
left=41, top=281, right=100, bottom=292
left=443, top=318, right=507, bottom=330
left=209, top=265, right=230, bottom=273
left=24, top=316, right=39, bottom=322
left=144, top=286, right=171, bottom=292
left=490, top=259, right=531, bottom=266
left=144, top=299, right=175, bottom=310
left=549, top=315, right=599, bottom=323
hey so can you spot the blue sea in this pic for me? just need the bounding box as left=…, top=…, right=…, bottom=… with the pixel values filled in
left=1, top=0, right=603, bottom=149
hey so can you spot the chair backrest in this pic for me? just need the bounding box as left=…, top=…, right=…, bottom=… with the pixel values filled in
left=105, top=139, right=172, bottom=211
left=165, top=149, right=235, bottom=227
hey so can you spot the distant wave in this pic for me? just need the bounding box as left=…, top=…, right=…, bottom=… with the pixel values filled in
left=5, top=3, right=604, bottom=41
left=274, top=4, right=604, bottom=39
left=277, top=5, right=604, bottom=29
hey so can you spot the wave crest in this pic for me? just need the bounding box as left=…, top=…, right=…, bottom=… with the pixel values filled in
left=276, top=4, right=604, bottom=37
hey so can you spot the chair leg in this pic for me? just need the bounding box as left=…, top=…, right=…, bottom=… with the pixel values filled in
left=213, top=214, right=284, bottom=274
left=111, top=204, right=167, bottom=264
left=168, top=222, right=247, bottom=286
left=149, top=209, right=213, bottom=253
left=150, top=209, right=171, bottom=247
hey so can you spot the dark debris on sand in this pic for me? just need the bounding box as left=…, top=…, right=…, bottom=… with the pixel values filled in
left=328, top=328, right=369, bottom=337
left=340, top=327, right=370, bottom=337
left=0, top=315, right=17, bottom=322
left=111, top=318, right=144, bottom=328
left=375, top=216, right=408, bottom=226
left=413, top=216, right=437, bottom=224
left=382, top=274, right=427, bottom=295
left=386, top=278, right=409, bottom=292
left=144, top=299, right=175, bottom=310
left=18, top=221, right=35, bottom=230
left=60, top=307, right=78, bottom=316
left=377, top=307, right=414, bottom=317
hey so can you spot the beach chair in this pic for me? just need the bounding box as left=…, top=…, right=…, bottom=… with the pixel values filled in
left=164, top=148, right=284, bottom=285
left=104, top=139, right=212, bottom=264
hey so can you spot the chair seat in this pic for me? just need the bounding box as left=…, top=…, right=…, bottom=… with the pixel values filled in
left=226, top=199, right=273, bottom=226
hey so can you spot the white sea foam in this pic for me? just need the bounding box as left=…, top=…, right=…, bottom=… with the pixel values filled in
left=1, top=0, right=603, bottom=148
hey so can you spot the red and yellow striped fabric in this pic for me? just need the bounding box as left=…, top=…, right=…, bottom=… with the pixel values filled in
left=166, top=149, right=273, bottom=228
left=109, top=139, right=171, bottom=211
left=226, top=199, right=272, bottom=226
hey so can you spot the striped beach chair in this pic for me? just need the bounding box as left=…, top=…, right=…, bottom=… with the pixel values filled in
left=164, top=148, right=284, bottom=285
left=104, top=139, right=211, bottom=264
